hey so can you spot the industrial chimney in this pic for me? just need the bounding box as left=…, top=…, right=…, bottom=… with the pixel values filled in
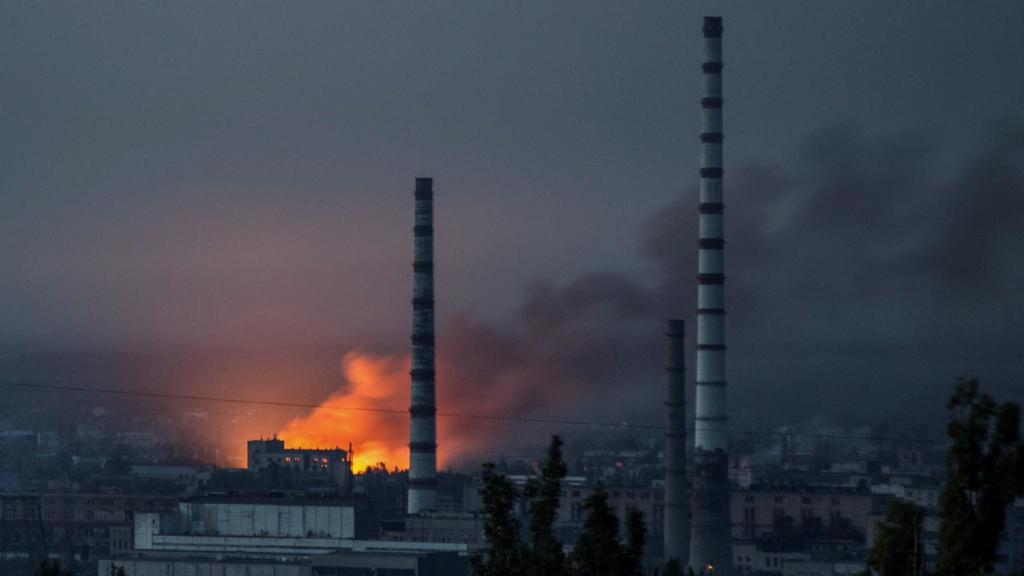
left=689, top=16, right=733, bottom=575
left=408, top=177, right=438, bottom=514
left=663, top=319, right=689, bottom=566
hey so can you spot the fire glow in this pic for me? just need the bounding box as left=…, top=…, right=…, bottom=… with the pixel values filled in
left=277, top=351, right=411, bottom=471
left=274, top=318, right=589, bottom=473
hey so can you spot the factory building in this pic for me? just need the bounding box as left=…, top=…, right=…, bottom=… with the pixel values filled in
left=100, top=496, right=469, bottom=576
left=380, top=510, right=486, bottom=550
left=731, top=486, right=877, bottom=543
left=247, top=437, right=353, bottom=491
left=0, top=492, right=177, bottom=573
left=311, top=550, right=469, bottom=575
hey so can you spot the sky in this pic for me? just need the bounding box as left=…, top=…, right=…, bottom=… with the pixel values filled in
left=1, top=1, right=1023, bottom=454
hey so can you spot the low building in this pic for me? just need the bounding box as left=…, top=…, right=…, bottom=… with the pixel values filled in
left=105, top=556, right=310, bottom=576
left=130, top=464, right=211, bottom=490
left=380, top=510, right=485, bottom=549
left=311, top=549, right=470, bottom=576
left=101, top=496, right=468, bottom=575
left=869, top=478, right=940, bottom=510
left=0, top=492, right=177, bottom=574
left=134, top=497, right=358, bottom=552
left=731, top=485, right=878, bottom=543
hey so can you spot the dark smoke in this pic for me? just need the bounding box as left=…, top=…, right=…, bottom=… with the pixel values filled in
left=2, top=121, right=1021, bottom=460
left=439, top=118, right=1024, bottom=438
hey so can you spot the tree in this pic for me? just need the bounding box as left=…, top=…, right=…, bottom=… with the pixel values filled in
left=937, top=378, right=1024, bottom=576
left=472, top=463, right=529, bottom=576
left=619, top=507, right=646, bottom=576
left=476, top=436, right=649, bottom=576
left=525, top=435, right=569, bottom=576
left=866, top=500, right=924, bottom=576
left=474, top=435, right=572, bottom=576
left=570, top=486, right=624, bottom=576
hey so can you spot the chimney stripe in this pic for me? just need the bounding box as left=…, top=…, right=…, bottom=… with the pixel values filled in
left=690, top=15, right=734, bottom=575
left=408, top=177, right=438, bottom=514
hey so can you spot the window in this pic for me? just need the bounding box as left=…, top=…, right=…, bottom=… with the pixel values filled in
left=802, top=496, right=811, bottom=504
left=774, top=496, right=783, bottom=504
left=831, top=497, right=840, bottom=506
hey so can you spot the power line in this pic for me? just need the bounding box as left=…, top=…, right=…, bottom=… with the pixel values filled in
left=0, top=380, right=947, bottom=447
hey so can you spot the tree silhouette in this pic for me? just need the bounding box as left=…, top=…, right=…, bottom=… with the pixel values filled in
left=472, top=463, right=528, bottom=576
left=937, top=378, right=1024, bottom=576
left=866, top=500, right=924, bottom=576
left=525, top=435, right=569, bottom=576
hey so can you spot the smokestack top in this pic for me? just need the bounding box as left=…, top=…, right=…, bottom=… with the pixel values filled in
left=667, top=318, right=686, bottom=336
left=703, top=16, right=723, bottom=38
left=415, top=177, right=433, bottom=193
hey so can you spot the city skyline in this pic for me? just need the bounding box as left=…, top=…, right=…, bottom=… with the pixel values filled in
left=1, top=1, right=1023, bottom=471
left=0, top=4, right=1022, bottom=575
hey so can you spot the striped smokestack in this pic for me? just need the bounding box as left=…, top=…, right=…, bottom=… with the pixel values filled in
left=689, top=16, right=733, bottom=575
left=663, top=319, right=689, bottom=566
left=408, top=177, right=438, bottom=514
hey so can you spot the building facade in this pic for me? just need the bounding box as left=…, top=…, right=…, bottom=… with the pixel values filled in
left=247, top=438, right=352, bottom=491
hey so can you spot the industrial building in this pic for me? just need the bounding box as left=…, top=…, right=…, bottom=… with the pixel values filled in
left=0, top=492, right=177, bottom=573
left=247, top=437, right=353, bottom=491
left=99, top=495, right=469, bottom=576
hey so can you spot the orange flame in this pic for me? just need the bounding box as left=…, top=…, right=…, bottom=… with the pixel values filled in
left=276, top=324, right=586, bottom=473
left=278, top=351, right=411, bottom=471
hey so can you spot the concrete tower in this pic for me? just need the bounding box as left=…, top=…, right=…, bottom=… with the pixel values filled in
left=689, top=16, right=733, bottom=575
left=663, top=319, right=690, bottom=566
left=408, top=177, right=438, bottom=514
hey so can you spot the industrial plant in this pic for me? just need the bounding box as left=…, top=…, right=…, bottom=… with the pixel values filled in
left=2, top=5, right=1023, bottom=576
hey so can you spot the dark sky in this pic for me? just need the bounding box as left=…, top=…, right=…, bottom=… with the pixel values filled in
left=1, top=2, right=1023, bottom=433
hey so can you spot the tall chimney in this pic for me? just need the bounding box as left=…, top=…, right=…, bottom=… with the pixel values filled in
left=408, top=177, right=438, bottom=514
left=663, top=319, right=689, bottom=566
left=689, top=16, right=733, bottom=575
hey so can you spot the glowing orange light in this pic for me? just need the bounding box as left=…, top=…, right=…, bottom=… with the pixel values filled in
left=278, top=351, right=410, bottom=471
